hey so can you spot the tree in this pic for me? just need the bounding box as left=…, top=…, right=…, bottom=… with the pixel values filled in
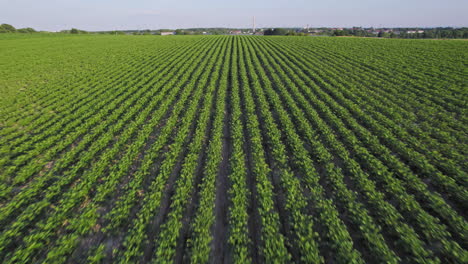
left=175, top=29, right=185, bottom=35
left=263, top=29, right=274, bottom=35
left=69, top=28, right=88, bottom=34
left=333, top=30, right=345, bottom=36
left=0, top=24, right=16, bottom=33
left=378, top=31, right=389, bottom=38
left=17, top=27, right=36, bottom=33
left=264, top=28, right=288, bottom=36
left=274, top=28, right=287, bottom=35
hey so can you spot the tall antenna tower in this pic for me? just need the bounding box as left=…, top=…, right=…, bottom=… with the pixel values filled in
left=253, top=16, right=256, bottom=33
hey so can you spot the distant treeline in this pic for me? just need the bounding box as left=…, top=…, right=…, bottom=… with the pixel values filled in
left=0, top=24, right=92, bottom=34
left=264, top=27, right=468, bottom=38
left=1, top=23, right=467, bottom=39
left=328, top=27, right=468, bottom=39
left=264, top=28, right=309, bottom=36
left=0, top=24, right=36, bottom=33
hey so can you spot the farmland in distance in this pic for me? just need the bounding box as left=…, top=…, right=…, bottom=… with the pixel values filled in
left=0, top=34, right=467, bottom=263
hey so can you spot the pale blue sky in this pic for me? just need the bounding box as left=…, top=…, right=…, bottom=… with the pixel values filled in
left=1, top=0, right=467, bottom=31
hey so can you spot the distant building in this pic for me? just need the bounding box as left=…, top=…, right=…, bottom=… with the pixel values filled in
left=161, top=31, right=175, bottom=36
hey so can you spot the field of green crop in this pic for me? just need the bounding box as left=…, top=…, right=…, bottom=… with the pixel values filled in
left=0, top=34, right=467, bottom=263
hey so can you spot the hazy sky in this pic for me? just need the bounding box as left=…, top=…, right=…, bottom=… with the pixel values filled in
left=1, top=0, right=467, bottom=31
